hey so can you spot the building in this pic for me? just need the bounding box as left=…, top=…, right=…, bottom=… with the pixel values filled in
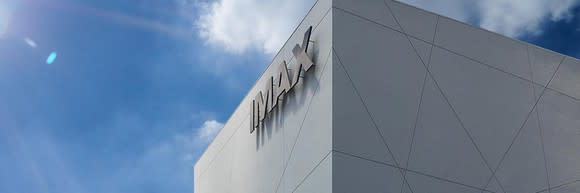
left=193, top=0, right=580, bottom=192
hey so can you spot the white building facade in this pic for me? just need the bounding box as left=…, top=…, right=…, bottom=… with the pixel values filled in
left=194, top=0, right=580, bottom=192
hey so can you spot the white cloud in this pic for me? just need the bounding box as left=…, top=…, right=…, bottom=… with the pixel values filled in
left=399, top=0, right=579, bottom=38
left=196, top=0, right=315, bottom=54
left=197, top=0, right=579, bottom=54
left=477, top=0, right=578, bottom=37
left=195, top=119, right=224, bottom=144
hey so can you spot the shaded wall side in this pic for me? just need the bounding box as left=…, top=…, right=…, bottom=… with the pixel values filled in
left=331, top=0, right=580, bottom=193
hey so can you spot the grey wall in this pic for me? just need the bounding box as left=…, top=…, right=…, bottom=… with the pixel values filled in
left=195, top=0, right=580, bottom=193
left=332, top=0, right=580, bottom=193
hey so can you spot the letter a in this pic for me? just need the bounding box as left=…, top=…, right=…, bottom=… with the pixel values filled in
left=273, top=61, right=292, bottom=108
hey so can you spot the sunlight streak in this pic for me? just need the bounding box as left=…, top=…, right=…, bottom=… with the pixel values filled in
left=0, top=2, right=12, bottom=38
left=25, top=37, right=37, bottom=48
left=37, top=0, right=192, bottom=38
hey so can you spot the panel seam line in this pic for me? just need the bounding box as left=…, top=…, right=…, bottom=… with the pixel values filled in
left=333, top=6, right=579, bottom=103
left=382, top=1, right=506, bottom=192
left=480, top=56, right=566, bottom=192
left=333, top=150, right=494, bottom=192
left=398, top=14, right=439, bottom=193
left=332, top=48, right=415, bottom=193
left=273, top=48, right=332, bottom=193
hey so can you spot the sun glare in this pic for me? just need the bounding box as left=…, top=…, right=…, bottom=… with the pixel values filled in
left=0, top=3, right=11, bottom=38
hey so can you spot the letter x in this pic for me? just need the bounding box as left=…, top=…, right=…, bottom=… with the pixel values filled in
left=292, top=26, right=314, bottom=71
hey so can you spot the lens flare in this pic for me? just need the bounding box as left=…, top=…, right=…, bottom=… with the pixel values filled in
left=46, top=52, right=57, bottom=64
left=24, top=38, right=37, bottom=48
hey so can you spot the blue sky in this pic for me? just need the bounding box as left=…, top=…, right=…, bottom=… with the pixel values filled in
left=0, top=0, right=579, bottom=193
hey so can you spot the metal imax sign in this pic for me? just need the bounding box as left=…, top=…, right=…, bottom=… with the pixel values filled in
left=250, top=26, right=315, bottom=133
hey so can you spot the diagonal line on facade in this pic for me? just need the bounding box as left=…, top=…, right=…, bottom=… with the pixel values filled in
left=525, top=44, right=553, bottom=193
left=290, top=151, right=332, bottom=193
left=398, top=14, right=439, bottom=193
left=333, top=150, right=496, bottom=193
left=273, top=48, right=332, bottom=193
left=332, top=48, right=416, bottom=193
left=333, top=5, right=580, bottom=105
left=534, top=179, right=580, bottom=193
left=382, top=0, right=509, bottom=192
left=480, top=55, right=566, bottom=193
